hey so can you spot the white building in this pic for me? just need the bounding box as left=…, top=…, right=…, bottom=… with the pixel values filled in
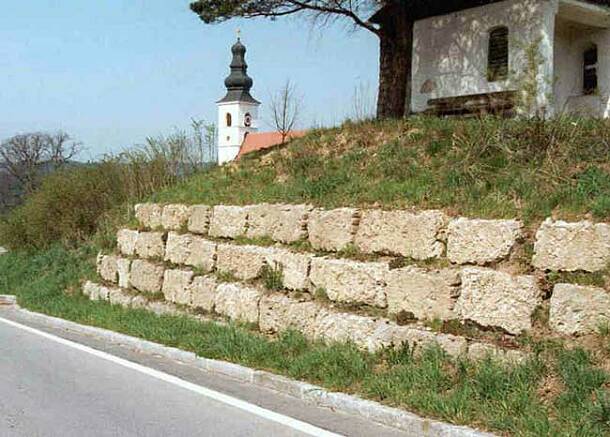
left=380, top=0, right=610, bottom=117
left=217, top=37, right=260, bottom=164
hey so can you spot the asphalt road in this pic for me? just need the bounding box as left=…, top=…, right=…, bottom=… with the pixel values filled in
left=0, top=309, right=409, bottom=437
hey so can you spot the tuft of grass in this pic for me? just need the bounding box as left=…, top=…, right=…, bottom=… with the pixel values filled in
left=260, top=263, right=284, bottom=291
left=1, top=246, right=610, bottom=436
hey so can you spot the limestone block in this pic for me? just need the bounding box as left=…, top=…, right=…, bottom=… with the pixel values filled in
left=161, top=204, right=191, bottom=231
left=162, top=269, right=194, bottom=305
left=135, top=231, right=165, bottom=259
left=394, top=328, right=468, bottom=358
left=164, top=232, right=216, bottom=272
left=214, top=283, right=262, bottom=324
left=446, top=218, right=522, bottom=265
left=385, top=266, right=458, bottom=321
left=130, top=260, right=164, bottom=293
left=116, top=258, right=131, bottom=289
left=455, top=268, right=542, bottom=334
left=550, top=284, right=610, bottom=335
left=216, top=244, right=268, bottom=280
left=467, top=343, right=527, bottom=364
left=246, top=203, right=311, bottom=243
left=209, top=205, right=248, bottom=238
left=264, top=248, right=312, bottom=290
left=307, top=208, right=359, bottom=251
left=116, top=229, right=139, bottom=256
left=147, top=300, right=181, bottom=316
left=309, top=258, right=389, bottom=308
left=259, top=294, right=322, bottom=338
left=533, top=219, right=610, bottom=272
left=108, top=288, right=134, bottom=307
left=134, top=203, right=163, bottom=229
left=188, top=205, right=212, bottom=235
left=190, top=276, right=218, bottom=312
left=130, top=294, right=149, bottom=310
left=355, top=209, right=447, bottom=259
left=83, top=281, right=100, bottom=299
left=97, top=254, right=119, bottom=283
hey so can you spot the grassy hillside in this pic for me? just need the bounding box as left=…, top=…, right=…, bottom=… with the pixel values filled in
left=153, top=116, right=610, bottom=224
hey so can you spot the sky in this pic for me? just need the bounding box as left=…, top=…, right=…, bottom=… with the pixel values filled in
left=0, top=1, right=379, bottom=161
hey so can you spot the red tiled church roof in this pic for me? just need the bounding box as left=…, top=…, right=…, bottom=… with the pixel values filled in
left=237, top=130, right=307, bottom=159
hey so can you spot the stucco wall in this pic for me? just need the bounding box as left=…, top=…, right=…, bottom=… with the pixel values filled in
left=411, top=0, right=556, bottom=113
left=217, top=101, right=259, bottom=164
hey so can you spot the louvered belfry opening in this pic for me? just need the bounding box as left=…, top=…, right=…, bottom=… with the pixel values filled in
left=487, top=26, right=509, bottom=82
left=583, top=45, right=598, bottom=95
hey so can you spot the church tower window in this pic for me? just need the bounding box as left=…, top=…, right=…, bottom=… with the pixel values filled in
left=226, top=113, right=232, bottom=127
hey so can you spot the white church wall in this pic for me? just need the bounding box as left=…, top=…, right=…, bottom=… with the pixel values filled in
left=217, top=101, right=259, bottom=164
left=411, top=0, right=557, bottom=114
left=554, top=18, right=610, bottom=117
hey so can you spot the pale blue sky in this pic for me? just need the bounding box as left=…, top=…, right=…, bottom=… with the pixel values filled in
left=0, top=1, right=379, bottom=160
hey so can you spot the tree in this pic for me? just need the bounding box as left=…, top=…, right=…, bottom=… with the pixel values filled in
left=189, top=0, right=412, bottom=119
left=0, top=131, right=81, bottom=193
left=269, top=80, right=302, bottom=143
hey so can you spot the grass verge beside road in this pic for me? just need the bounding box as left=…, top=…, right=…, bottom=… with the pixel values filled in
left=1, top=246, right=609, bottom=436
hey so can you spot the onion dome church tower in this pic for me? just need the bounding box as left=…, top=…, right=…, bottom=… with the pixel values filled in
left=217, top=35, right=260, bottom=164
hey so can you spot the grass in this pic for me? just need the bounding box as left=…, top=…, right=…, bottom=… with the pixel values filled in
left=1, top=246, right=609, bottom=436
left=150, top=116, right=610, bottom=224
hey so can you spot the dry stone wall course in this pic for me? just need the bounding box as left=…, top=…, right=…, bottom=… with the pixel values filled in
left=309, top=258, right=389, bottom=308
left=187, top=205, right=212, bottom=235
left=550, top=284, right=610, bottom=335
left=456, top=268, right=542, bottom=335
left=355, top=210, right=447, bottom=260
left=190, top=276, right=218, bottom=312
left=386, top=266, right=458, bottom=321
left=162, top=269, right=194, bottom=305
left=135, top=232, right=165, bottom=259
left=164, top=232, right=216, bottom=272
left=308, top=208, right=359, bottom=251
left=130, top=259, right=164, bottom=293
left=533, top=219, right=610, bottom=272
left=214, top=283, right=262, bottom=324
left=209, top=205, right=248, bottom=238
left=117, top=229, right=139, bottom=256
left=161, top=204, right=191, bottom=231
left=447, top=218, right=522, bottom=265
left=135, top=203, right=163, bottom=229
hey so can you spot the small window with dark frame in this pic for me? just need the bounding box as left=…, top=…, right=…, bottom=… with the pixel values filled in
left=226, top=112, right=232, bottom=127
left=487, top=26, right=509, bottom=82
left=583, top=45, right=598, bottom=95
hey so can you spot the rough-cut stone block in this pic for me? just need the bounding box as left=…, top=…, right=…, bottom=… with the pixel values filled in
left=130, top=260, right=164, bottom=293
left=161, top=204, right=191, bottom=230
left=135, top=232, right=165, bottom=259
left=83, top=281, right=100, bottom=299
left=164, top=232, right=216, bottom=272
left=135, top=203, right=163, bottom=229
left=117, top=229, right=139, bottom=256
left=309, top=258, right=388, bottom=308
left=190, top=276, right=218, bottom=311
left=147, top=300, right=181, bottom=316
left=214, top=283, right=262, bottom=324
left=108, top=288, right=134, bottom=307
left=455, top=268, right=541, bottom=335
left=447, top=218, right=522, bottom=265
left=209, top=205, right=248, bottom=238
left=116, top=258, right=131, bottom=289
left=264, top=248, right=312, bottom=290
left=246, top=204, right=311, bottom=243
left=550, top=284, right=610, bottom=335
left=533, top=219, right=610, bottom=272
left=307, top=208, right=359, bottom=251
left=187, top=205, right=212, bottom=235
left=394, top=328, right=468, bottom=358
left=259, top=294, right=322, bottom=337
left=216, top=244, right=268, bottom=280
left=386, top=267, right=458, bottom=321
left=98, top=254, right=119, bottom=283
left=467, top=343, right=527, bottom=364
left=162, top=269, right=194, bottom=305
left=355, top=210, right=447, bottom=260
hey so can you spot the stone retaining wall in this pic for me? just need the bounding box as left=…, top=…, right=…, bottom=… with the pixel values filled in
left=92, top=203, right=610, bottom=359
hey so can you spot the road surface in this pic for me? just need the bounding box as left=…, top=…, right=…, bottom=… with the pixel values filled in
left=0, top=308, right=408, bottom=437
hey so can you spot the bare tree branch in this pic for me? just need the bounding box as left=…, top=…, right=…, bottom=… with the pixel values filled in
left=269, top=80, right=302, bottom=144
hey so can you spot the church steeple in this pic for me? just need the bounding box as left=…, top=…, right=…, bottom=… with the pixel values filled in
left=218, top=36, right=260, bottom=104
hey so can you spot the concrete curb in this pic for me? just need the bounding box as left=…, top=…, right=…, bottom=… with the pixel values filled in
left=4, top=299, right=493, bottom=437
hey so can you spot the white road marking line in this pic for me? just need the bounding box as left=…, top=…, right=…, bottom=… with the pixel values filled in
left=0, top=316, right=343, bottom=437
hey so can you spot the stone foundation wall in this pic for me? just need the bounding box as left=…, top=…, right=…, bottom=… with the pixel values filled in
left=90, top=203, right=610, bottom=360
